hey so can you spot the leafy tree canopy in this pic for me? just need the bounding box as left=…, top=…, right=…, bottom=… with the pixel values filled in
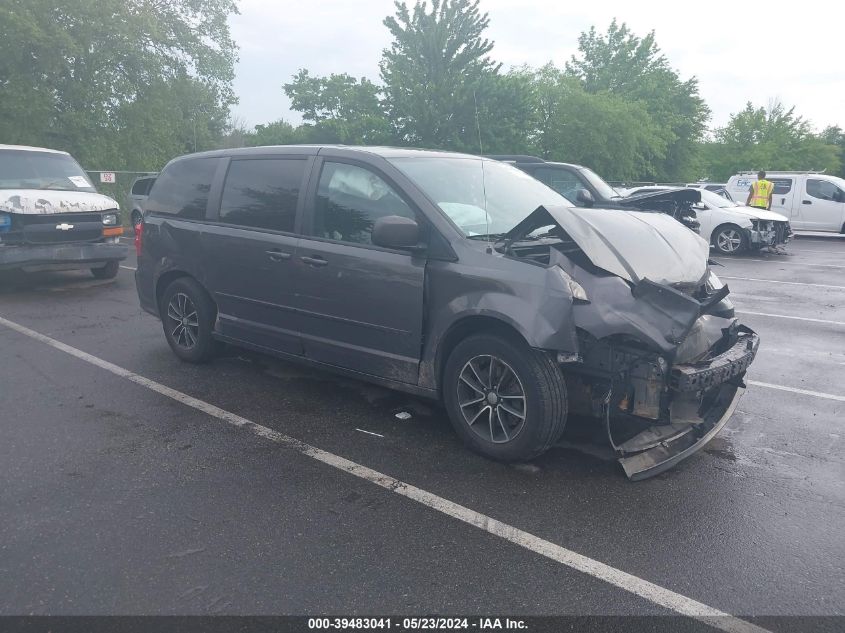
left=0, top=0, right=239, bottom=169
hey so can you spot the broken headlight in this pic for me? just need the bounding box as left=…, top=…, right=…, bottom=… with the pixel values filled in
left=555, top=266, right=589, bottom=303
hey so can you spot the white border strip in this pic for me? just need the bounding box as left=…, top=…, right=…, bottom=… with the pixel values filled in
left=737, top=311, right=845, bottom=327
left=721, top=276, right=845, bottom=290
left=748, top=380, right=845, bottom=403
left=0, top=314, right=769, bottom=633
left=723, top=259, right=845, bottom=270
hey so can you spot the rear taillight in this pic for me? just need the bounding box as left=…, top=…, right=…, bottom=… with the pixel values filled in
left=134, top=222, right=143, bottom=256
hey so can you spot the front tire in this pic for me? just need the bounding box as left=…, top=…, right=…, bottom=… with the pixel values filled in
left=442, top=333, right=568, bottom=462
left=91, top=260, right=119, bottom=279
left=160, top=277, right=220, bottom=363
left=713, top=224, right=748, bottom=255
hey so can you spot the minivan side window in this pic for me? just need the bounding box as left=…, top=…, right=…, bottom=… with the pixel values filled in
left=532, top=167, right=588, bottom=202
left=770, top=178, right=793, bottom=195
left=312, top=162, right=415, bottom=245
left=145, top=158, right=220, bottom=219
left=218, top=159, right=306, bottom=233
left=807, top=179, right=843, bottom=202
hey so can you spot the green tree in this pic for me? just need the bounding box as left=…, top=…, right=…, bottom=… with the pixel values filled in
left=819, top=125, right=845, bottom=178
left=565, top=20, right=709, bottom=181
left=529, top=64, right=667, bottom=180
left=244, top=120, right=311, bottom=147
left=703, top=102, right=841, bottom=180
left=0, top=0, right=238, bottom=169
left=380, top=0, right=509, bottom=151
left=283, top=70, right=392, bottom=144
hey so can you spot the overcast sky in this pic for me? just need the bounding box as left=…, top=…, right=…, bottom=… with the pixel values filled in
left=229, top=0, right=844, bottom=133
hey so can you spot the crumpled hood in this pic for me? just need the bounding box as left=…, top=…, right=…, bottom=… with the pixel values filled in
left=0, top=190, right=119, bottom=215
left=729, top=206, right=789, bottom=222
left=619, top=187, right=701, bottom=208
left=505, top=205, right=710, bottom=286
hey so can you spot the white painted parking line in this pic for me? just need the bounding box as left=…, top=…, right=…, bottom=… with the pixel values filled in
left=120, top=265, right=136, bottom=271
left=748, top=380, right=845, bottom=403
left=0, top=314, right=769, bottom=633
left=716, top=259, right=845, bottom=270
left=737, top=311, right=845, bottom=327
left=789, top=249, right=845, bottom=255
left=721, top=276, right=845, bottom=290
left=355, top=428, right=385, bottom=438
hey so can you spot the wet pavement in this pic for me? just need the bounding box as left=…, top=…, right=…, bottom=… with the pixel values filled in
left=0, top=235, right=843, bottom=627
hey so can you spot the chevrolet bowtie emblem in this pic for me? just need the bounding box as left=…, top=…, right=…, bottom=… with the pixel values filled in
left=56, top=223, right=74, bottom=231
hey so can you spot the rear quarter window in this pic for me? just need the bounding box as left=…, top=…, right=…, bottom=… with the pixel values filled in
left=145, top=158, right=220, bottom=219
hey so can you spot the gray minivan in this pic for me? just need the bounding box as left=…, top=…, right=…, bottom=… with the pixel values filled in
left=135, top=146, right=759, bottom=480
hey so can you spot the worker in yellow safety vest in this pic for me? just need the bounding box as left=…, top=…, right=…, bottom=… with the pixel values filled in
left=746, top=171, right=774, bottom=210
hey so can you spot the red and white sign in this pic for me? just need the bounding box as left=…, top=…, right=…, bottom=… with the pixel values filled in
left=99, top=172, right=116, bottom=184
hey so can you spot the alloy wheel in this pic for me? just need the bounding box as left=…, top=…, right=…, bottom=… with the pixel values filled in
left=716, top=228, right=742, bottom=253
left=166, top=292, right=200, bottom=349
left=457, top=355, right=527, bottom=444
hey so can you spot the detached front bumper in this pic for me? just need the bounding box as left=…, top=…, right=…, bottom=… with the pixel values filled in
left=0, top=242, right=127, bottom=271
left=614, top=328, right=759, bottom=480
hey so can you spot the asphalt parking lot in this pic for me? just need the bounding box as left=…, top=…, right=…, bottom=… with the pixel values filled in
left=1, top=235, right=843, bottom=630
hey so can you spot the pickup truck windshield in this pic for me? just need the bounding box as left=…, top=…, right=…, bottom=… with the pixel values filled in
left=0, top=150, right=96, bottom=192
left=389, top=157, right=572, bottom=236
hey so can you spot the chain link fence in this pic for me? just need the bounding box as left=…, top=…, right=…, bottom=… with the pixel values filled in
left=85, top=170, right=158, bottom=227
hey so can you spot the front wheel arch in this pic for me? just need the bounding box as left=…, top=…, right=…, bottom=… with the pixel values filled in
left=712, top=223, right=749, bottom=254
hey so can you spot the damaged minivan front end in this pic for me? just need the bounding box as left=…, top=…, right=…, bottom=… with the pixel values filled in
left=501, top=205, right=759, bottom=480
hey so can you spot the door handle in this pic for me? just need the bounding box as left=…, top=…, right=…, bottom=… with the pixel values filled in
left=803, top=200, right=812, bottom=205
left=781, top=198, right=785, bottom=205
left=300, top=255, right=328, bottom=267
left=265, top=249, right=291, bottom=262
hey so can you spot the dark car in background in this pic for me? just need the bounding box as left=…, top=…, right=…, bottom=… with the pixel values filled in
left=127, top=175, right=157, bottom=228
left=135, top=145, right=759, bottom=480
left=0, top=144, right=127, bottom=278
left=490, top=155, right=701, bottom=231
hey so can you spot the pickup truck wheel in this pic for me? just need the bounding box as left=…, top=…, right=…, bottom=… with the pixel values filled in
left=160, top=277, right=220, bottom=363
left=713, top=224, right=748, bottom=255
left=90, top=260, right=119, bottom=279
left=443, top=333, right=567, bottom=462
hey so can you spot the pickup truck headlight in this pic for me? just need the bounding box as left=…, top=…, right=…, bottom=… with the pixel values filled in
left=102, top=212, right=119, bottom=226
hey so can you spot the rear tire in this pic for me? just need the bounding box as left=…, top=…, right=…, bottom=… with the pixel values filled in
left=131, top=209, right=142, bottom=228
left=160, top=277, right=220, bottom=363
left=91, top=260, right=119, bottom=279
left=442, top=333, right=567, bottom=462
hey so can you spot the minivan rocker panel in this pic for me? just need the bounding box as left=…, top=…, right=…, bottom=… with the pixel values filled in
left=135, top=145, right=759, bottom=480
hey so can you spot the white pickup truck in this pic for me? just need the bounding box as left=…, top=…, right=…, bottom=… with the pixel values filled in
left=726, top=171, right=845, bottom=233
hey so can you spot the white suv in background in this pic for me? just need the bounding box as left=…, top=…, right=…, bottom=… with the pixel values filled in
left=726, top=171, right=845, bottom=233
left=626, top=186, right=791, bottom=254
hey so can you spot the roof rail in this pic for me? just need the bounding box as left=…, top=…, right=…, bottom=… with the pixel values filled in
left=486, top=155, right=546, bottom=163
left=738, top=169, right=827, bottom=175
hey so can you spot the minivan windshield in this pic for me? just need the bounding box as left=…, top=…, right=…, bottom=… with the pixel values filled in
left=0, top=150, right=96, bottom=192
left=389, top=157, right=572, bottom=236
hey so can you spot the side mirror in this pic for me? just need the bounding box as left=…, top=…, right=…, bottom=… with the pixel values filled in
left=575, top=188, right=595, bottom=207
left=372, top=215, right=421, bottom=250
